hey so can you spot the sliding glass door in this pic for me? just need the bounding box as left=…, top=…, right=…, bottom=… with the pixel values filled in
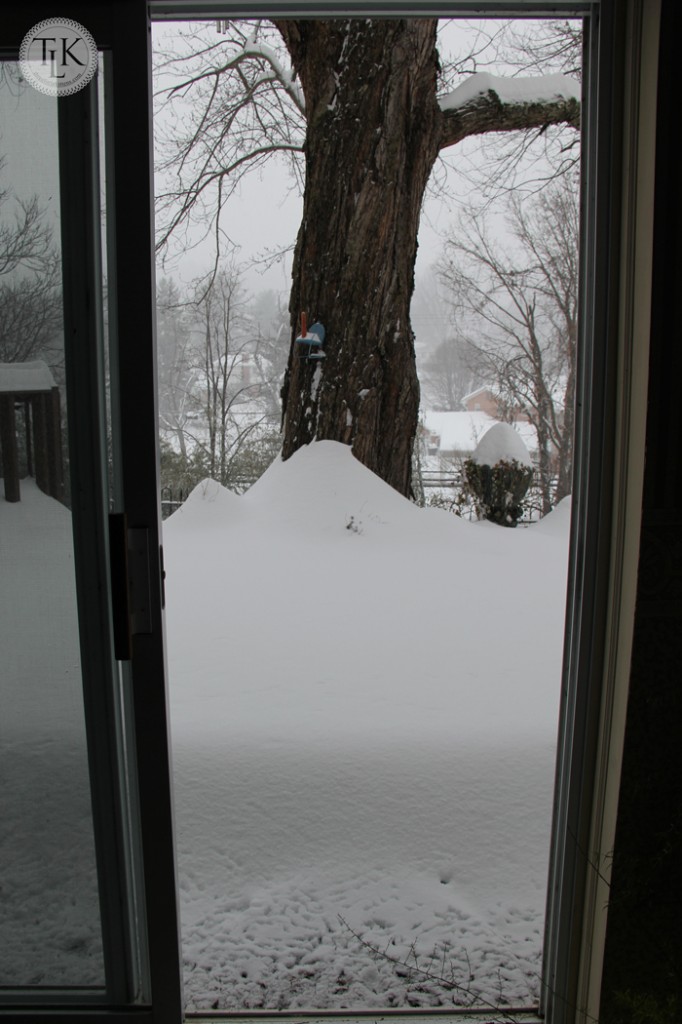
left=0, top=3, right=656, bottom=1023
left=1, top=5, right=181, bottom=1021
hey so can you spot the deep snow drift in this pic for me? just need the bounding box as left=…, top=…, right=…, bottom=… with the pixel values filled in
left=0, top=443, right=570, bottom=1008
left=0, top=480, right=103, bottom=987
left=163, top=441, right=571, bottom=1012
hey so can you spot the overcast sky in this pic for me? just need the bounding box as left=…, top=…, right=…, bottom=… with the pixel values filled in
left=2, top=18, right=580, bottom=354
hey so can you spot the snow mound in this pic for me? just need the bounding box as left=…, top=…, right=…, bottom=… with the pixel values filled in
left=243, top=440, right=420, bottom=533
left=472, top=423, right=532, bottom=468
left=165, top=477, right=242, bottom=533
left=160, top=438, right=572, bottom=1012
left=3, top=446, right=573, bottom=1009
left=529, top=495, right=573, bottom=537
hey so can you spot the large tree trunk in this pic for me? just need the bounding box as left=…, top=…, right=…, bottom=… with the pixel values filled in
left=276, top=20, right=441, bottom=496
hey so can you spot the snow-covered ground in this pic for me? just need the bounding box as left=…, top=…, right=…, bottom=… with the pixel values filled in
left=0, top=441, right=570, bottom=1011
left=0, top=479, right=104, bottom=987
left=164, top=441, right=570, bottom=1012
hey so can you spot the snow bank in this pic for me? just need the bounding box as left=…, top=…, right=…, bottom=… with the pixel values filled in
left=164, top=441, right=571, bottom=1011
left=0, top=481, right=103, bottom=987
left=168, top=476, right=243, bottom=530
left=165, top=441, right=566, bottom=746
left=0, top=444, right=572, bottom=1009
left=243, top=439, right=422, bottom=533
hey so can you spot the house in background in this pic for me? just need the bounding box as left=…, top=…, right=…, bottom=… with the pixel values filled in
left=422, top=408, right=537, bottom=463
left=461, top=384, right=531, bottom=421
left=0, top=360, right=64, bottom=504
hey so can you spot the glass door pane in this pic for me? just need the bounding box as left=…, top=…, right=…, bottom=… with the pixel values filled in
left=153, top=15, right=578, bottom=1014
left=0, top=64, right=104, bottom=988
left=1, top=8, right=183, bottom=1018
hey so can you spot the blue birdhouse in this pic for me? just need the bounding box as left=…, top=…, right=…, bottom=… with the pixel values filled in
left=295, top=312, right=326, bottom=360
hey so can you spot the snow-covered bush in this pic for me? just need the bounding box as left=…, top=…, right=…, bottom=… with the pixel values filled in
left=462, top=457, right=534, bottom=527
left=462, top=423, right=534, bottom=527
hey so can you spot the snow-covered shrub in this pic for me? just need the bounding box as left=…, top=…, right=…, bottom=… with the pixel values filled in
left=462, top=457, right=534, bottom=527
left=462, top=423, right=534, bottom=527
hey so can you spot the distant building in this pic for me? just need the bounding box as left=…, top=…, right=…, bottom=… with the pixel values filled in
left=460, top=385, right=530, bottom=422
left=0, top=360, right=64, bottom=504
left=421, top=409, right=537, bottom=463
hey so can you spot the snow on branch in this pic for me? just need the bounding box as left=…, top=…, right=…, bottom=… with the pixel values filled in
left=241, top=39, right=305, bottom=114
left=438, top=72, right=580, bottom=150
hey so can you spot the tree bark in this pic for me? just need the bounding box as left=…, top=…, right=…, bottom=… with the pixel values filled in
left=439, top=87, right=579, bottom=149
left=276, top=19, right=440, bottom=495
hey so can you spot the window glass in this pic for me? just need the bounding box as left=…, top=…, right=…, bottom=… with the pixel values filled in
left=0, top=63, right=105, bottom=988
left=153, top=16, right=579, bottom=1014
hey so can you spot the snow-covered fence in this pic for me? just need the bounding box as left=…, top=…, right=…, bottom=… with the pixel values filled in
left=421, top=470, right=460, bottom=490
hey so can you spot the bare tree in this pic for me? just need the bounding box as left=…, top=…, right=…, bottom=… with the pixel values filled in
left=154, top=21, right=305, bottom=264
left=157, top=274, right=290, bottom=496
left=157, top=277, right=196, bottom=458
left=154, top=19, right=580, bottom=495
left=420, top=335, right=485, bottom=411
left=0, top=182, right=55, bottom=279
left=187, top=266, right=272, bottom=486
left=248, top=288, right=290, bottom=419
left=410, top=272, right=488, bottom=412
left=497, top=19, right=582, bottom=79
left=0, top=262, right=63, bottom=368
left=439, top=177, right=579, bottom=512
left=0, top=170, right=63, bottom=370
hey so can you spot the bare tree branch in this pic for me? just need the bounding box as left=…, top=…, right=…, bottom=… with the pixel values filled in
left=154, top=21, right=305, bottom=264
left=438, top=178, right=578, bottom=512
left=0, top=193, right=55, bottom=277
